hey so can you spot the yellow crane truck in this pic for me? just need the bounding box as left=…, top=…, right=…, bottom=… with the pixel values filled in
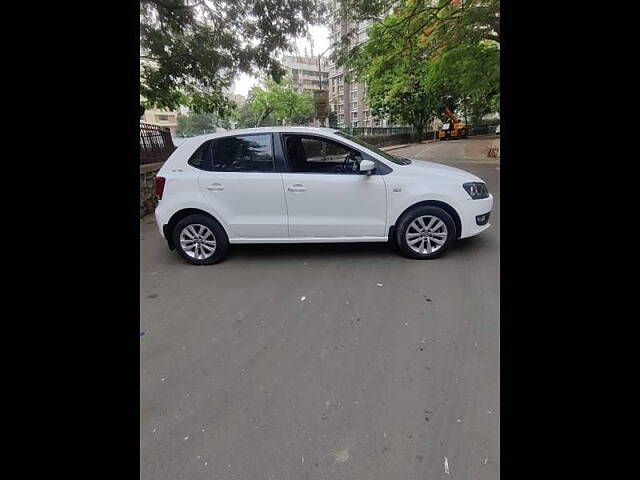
left=438, top=107, right=468, bottom=140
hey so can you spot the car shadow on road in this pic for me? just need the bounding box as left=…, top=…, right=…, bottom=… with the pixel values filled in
left=224, top=237, right=492, bottom=263
left=446, top=236, right=494, bottom=258
left=226, top=242, right=398, bottom=262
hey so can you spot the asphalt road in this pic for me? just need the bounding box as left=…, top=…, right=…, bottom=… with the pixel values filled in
left=140, top=136, right=500, bottom=479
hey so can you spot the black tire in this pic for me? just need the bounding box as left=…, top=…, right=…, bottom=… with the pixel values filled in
left=395, top=206, right=456, bottom=259
left=172, top=214, right=229, bottom=265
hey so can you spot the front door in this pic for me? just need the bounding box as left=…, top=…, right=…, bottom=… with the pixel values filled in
left=280, top=133, right=387, bottom=238
left=197, top=133, right=288, bottom=238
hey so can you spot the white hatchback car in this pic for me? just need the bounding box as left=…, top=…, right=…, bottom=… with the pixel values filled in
left=154, top=127, right=493, bottom=265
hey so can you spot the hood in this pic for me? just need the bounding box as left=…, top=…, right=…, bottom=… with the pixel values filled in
left=398, top=159, right=484, bottom=183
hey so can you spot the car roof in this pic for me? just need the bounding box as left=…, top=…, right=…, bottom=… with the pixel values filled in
left=178, top=126, right=340, bottom=143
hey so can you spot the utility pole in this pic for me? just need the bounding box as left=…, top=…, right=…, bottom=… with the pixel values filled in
left=316, top=46, right=331, bottom=127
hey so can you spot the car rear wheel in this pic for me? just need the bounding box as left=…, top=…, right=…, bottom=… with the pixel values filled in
left=396, top=206, right=456, bottom=259
left=173, top=214, right=229, bottom=265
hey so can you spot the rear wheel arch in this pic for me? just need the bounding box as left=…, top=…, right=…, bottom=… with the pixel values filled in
left=164, top=208, right=228, bottom=250
left=392, top=200, right=462, bottom=239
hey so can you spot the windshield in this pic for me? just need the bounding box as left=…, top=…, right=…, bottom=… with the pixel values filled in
left=335, top=132, right=412, bottom=165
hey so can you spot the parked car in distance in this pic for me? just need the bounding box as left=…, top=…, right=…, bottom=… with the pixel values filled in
left=154, top=127, right=493, bottom=265
left=495, top=124, right=500, bottom=135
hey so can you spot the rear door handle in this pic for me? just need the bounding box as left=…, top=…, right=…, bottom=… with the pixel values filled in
left=287, top=184, right=306, bottom=192
left=207, top=183, right=224, bottom=191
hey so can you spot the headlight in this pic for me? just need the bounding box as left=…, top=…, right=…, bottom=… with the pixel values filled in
left=463, top=182, right=489, bottom=199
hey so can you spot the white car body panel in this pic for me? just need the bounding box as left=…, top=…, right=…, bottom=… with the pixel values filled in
left=198, top=170, right=288, bottom=238
left=380, top=159, right=493, bottom=238
left=154, top=127, right=493, bottom=245
left=153, top=164, right=227, bottom=237
left=282, top=172, right=387, bottom=238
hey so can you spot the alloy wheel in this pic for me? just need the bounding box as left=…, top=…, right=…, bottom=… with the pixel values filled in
left=179, top=224, right=217, bottom=260
left=405, top=215, right=448, bottom=255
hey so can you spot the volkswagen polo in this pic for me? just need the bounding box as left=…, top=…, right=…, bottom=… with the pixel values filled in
left=154, top=127, right=493, bottom=265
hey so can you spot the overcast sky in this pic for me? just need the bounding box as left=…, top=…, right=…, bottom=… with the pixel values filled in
left=233, top=25, right=330, bottom=97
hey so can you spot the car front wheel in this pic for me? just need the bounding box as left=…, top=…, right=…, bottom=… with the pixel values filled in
left=396, top=206, right=456, bottom=259
left=172, top=214, right=229, bottom=265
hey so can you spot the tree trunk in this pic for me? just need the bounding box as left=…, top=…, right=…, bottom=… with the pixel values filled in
left=256, top=106, right=272, bottom=127
left=415, top=123, right=424, bottom=142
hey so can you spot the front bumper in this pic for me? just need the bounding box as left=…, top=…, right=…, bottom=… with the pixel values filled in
left=458, top=194, right=494, bottom=239
left=475, top=211, right=491, bottom=226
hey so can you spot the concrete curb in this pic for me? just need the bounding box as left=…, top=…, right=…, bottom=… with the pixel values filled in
left=381, top=139, right=437, bottom=151
left=380, top=135, right=500, bottom=153
left=432, top=159, right=500, bottom=166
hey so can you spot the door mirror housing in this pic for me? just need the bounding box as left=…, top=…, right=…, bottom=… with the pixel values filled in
left=359, top=159, right=376, bottom=175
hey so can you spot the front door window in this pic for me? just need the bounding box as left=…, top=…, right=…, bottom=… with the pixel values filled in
left=283, top=134, right=361, bottom=174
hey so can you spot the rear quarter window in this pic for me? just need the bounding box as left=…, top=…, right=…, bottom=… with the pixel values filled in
left=187, top=140, right=213, bottom=171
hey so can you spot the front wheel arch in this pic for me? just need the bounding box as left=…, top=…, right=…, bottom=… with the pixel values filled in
left=392, top=200, right=462, bottom=240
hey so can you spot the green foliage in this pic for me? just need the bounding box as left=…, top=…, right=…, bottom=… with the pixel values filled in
left=334, top=0, right=499, bottom=66
left=140, top=0, right=327, bottom=115
left=176, top=108, right=240, bottom=136
left=236, top=80, right=315, bottom=127
left=339, top=0, right=499, bottom=133
left=359, top=46, right=438, bottom=139
left=434, top=43, right=500, bottom=122
left=176, top=113, right=219, bottom=136
left=233, top=93, right=265, bottom=129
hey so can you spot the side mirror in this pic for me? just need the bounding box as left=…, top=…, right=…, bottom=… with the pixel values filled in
left=359, top=159, right=376, bottom=175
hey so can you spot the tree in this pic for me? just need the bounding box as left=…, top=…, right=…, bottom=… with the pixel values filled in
left=217, top=115, right=235, bottom=131
left=346, top=12, right=444, bottom=138
left=176, top=112, right=219, bottom=136
left=234, top=86, right=277, bottom=128
left=361, top=49, right=438, bottom=140
left=234, top=101, right=260, bottom=129
left=248, top=80, right=315, bottom=126
left=337, top=0, right=499, bottom=132
left=140, top=0, right=327, bottom=116
left=333, top=0, right=499, bottom=67
left=433, top=42, right=499, bottom=123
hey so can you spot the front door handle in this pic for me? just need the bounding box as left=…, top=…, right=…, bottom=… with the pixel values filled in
left=287, top=184, right=306, bottom=192
left=207, top=183, right=224, bottom=191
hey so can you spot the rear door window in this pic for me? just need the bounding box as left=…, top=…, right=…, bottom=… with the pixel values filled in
left=212, top=134, right=274, bottom=172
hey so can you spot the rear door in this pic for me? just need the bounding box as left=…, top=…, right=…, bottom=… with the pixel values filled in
left=279, top=133, right=388, bottom=238
left=196, top=133, right=288, bottom=239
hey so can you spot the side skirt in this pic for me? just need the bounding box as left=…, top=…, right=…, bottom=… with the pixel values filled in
left=229, top=237, right=389, bottom=244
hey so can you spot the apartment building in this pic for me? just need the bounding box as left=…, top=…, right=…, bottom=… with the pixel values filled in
left=326, top=5, right=394, bottom=129
left=282, top=55, right=330, bottom=95
left=227, top=93, right=246, bottom=106
left=141, top=108, right=180, bottom=134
